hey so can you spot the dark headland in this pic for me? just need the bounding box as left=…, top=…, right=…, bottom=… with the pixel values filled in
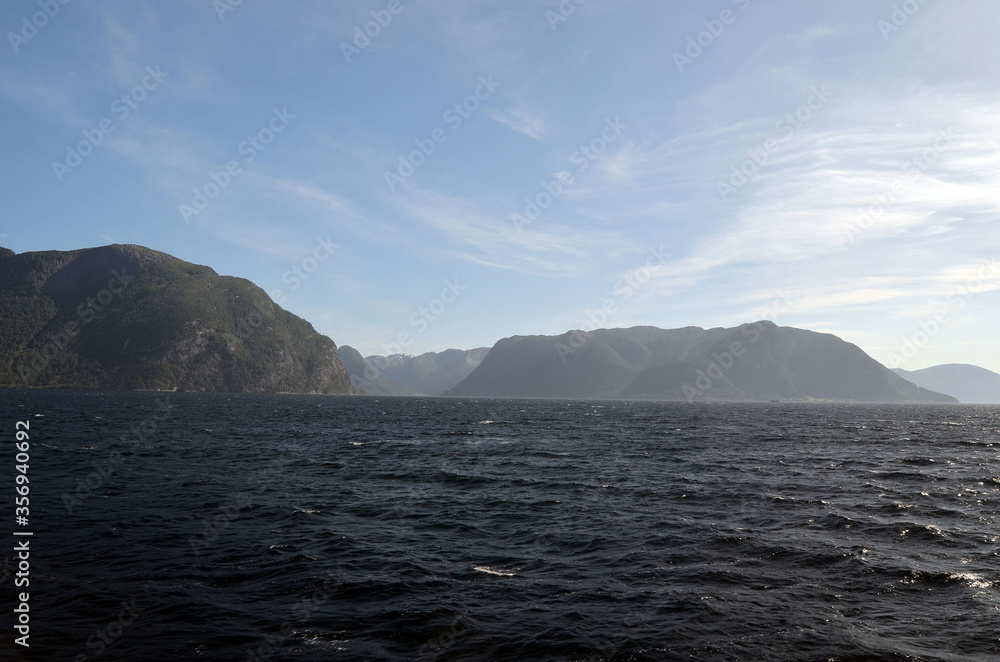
left=0, top=244, right=353, bottom=393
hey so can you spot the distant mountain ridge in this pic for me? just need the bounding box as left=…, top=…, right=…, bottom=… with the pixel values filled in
left=446, top=322, right=956, bottom=403
left=338, top=346, right=489, bottom=395
left=0, top=244, right=353, bottom=393
left=893, top=364, right=1000, bottom=404
left=1, top=243, right=979, bottom=404
left=336, top=345, right=415, bottom=396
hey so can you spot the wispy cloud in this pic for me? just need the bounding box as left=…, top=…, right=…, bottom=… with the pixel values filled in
left=618, top=85, right=1000, bottom=303
left=4, top=0, right=1000, bottom=366
left=490, top=108, right=545, bottom=140
left=271, top=180, right=351, bottom=215
left=388, top=186, right=633, bottom=276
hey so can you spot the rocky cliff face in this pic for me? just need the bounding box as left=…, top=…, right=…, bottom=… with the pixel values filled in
left=0, top=244, right=353, bottom=394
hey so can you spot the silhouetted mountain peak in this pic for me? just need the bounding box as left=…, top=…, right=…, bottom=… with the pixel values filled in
left=448, top=323, right=956, bottom=403
left=893, top=364, right=1000, bottom=403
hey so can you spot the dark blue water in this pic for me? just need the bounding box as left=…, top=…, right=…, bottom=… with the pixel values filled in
left=1, top=391, right=999, bottom=661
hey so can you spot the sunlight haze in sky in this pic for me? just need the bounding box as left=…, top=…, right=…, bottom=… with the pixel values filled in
left=2, top=0, right=999, bottom=371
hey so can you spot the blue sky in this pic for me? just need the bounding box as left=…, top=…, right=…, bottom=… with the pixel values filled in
left=2, top=0, right=999, bottom=371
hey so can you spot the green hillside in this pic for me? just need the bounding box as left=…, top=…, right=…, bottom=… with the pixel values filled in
left=0, top=244, right=353, bottom=394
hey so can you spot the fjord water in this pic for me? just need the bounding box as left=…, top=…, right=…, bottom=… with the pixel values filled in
left=3, top=392, right=999, bottom=661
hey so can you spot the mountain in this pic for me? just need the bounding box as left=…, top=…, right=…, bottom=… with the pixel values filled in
left=893, top=364, right=1000, bottom=403
left=336, top=345, right=414, bottom=396
left=371, top=348, right=490, bottom=395
left=444, top=326, right=720, bottom=399
left=0, top=244, right=353, bottom=394
left=340, top=347, right=490, bottom=395
left=446, top=322, right=956, bottom=403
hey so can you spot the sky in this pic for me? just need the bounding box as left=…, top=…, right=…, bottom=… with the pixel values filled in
left=2, top=0, right=999, bottom=372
